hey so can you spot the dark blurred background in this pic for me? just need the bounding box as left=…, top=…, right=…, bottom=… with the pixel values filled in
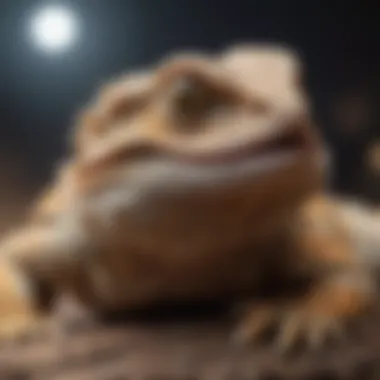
left=0, top=0, right=379, bottom=233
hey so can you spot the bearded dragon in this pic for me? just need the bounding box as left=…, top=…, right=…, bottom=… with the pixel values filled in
left=0, top=44, right=378, bottom=352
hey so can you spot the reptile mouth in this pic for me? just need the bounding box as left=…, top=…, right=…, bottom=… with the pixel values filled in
left=82, top=122, right=312, bottom=178
left=173, top=126, right=309, bottom=166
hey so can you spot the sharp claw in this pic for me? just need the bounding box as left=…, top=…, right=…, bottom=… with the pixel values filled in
left=235, top=302, right=350, bottom=352
left=233, top=308, right=274, bottom=346
left=307, top=319, right=327, bottom=350
left=232, top=320, right=264, bottom=346
left=276, top=312, right=303, bottom=352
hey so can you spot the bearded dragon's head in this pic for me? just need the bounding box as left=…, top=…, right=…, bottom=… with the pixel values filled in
left=70, top=44, right=328, bottom=252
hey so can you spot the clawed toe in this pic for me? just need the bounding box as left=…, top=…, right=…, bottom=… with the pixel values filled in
left=233, top=304, right=348, bottom=352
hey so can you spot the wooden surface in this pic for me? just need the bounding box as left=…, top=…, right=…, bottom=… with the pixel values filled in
left=0, top=298, right=380, bottom=380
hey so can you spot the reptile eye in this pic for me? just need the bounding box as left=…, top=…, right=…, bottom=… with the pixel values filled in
left=169, top=74, right=223, bottom=120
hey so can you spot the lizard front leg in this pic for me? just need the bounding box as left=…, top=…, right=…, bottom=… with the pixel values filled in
left=234, top=268, right=375, bottom=351
left=0, top=221, right=88, bottom=341
left=234, top=201, right=377, bottom=351
left=0, top=255, right=48, bottom=340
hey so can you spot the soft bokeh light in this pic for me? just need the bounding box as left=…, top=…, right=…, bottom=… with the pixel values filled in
left=29, top=5, right=79, bottom=54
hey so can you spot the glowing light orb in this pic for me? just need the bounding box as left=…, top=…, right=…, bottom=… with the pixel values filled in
left=29, top=6, right=79, bottom=53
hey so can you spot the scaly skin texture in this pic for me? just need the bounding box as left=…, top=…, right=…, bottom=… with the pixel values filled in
left=0, top=44, right=378, bottom=351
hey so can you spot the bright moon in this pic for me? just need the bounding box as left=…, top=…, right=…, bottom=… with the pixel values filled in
left=29, top=6, right=79, bottom=53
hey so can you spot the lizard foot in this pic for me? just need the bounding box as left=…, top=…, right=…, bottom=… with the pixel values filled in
left=0, top=260, right=51, bottom=343
left=0, top=314, right=49, bottom=343
left=233, top=273, right=374, bottom=352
